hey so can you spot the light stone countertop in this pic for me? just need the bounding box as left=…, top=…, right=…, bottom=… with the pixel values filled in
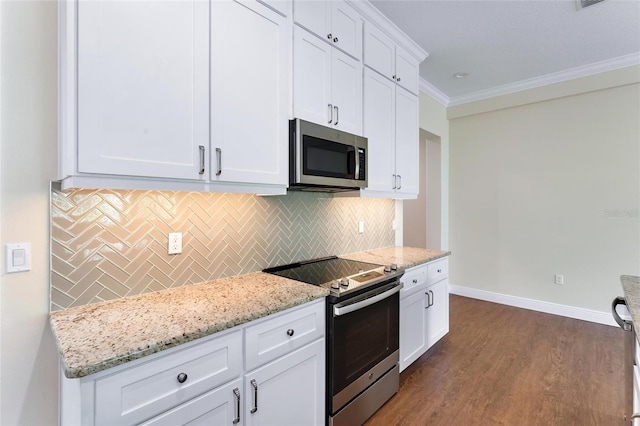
left=340, top=246, right=450, bottom=269
left=50, top=272, right=329, bottom=379
left=621, top=275, right=640, bottom=332
left=50, top=246, right=450, bottom=379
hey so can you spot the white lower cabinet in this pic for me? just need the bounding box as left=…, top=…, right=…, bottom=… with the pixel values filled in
left=60, top=299, right=325, bottom=426
left=243, top=339, right=325, bottom=426
left=399, top=258, right=450, bottom=372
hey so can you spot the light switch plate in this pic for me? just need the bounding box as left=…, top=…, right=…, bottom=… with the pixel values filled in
left=6, top=243, right=31, bottom=273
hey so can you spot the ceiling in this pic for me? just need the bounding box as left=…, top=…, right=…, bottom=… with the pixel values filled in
left=369, top=0, right=640, bottom=105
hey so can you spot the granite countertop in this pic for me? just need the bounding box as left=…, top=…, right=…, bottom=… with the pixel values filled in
left=50, top=246, right=450, bottom=379
left=340, top=246, right=450, bottom=269
left=50, top=272, right=329, bottom=379
left=621, top=275, right=640, bottom=329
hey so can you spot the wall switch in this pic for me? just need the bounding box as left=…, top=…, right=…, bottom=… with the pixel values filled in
left=168, top=232, right=182, bottom=255
left=6, top=243, right=31, bottom=273
left=554, top=274, right=564, bottom=285
left=358, top=221, right=364, bottom=234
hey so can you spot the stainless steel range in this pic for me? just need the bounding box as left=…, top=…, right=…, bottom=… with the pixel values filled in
left=264, top=256, right=404, bottom=426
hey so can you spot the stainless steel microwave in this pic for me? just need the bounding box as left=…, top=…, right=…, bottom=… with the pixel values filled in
left=289, top=119, right=367, bottom=192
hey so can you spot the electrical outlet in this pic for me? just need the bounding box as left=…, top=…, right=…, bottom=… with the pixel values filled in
left=168, top=232, right=182, bottom=255
left=392, top=220, right=399, bottom=230
left=554, top=274, right=564, bottom=285
left=358, top=221, right=364, bottom=234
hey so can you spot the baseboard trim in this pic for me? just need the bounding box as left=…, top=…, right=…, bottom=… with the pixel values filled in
left=449, top=284, right=617, bottom=327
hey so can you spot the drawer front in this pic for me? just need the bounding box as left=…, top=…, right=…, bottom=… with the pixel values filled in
left=427, top=258, right=449, bottom=284
left=245, top=299, right=324, bottom=371
left=400, top=265, right=426, bottom=295
left=95, top=330, right=242, bottom=425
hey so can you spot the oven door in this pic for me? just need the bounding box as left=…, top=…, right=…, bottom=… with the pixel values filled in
left=328, top=282, right=400, bottom=413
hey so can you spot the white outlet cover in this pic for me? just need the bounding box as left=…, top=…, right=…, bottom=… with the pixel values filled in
left=168, top=232, right=182, bottom=255
left=6, top=243, right=31, bottom=273
left=358, top=221, right=364, bottom=234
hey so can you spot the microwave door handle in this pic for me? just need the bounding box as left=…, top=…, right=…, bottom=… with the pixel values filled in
left=354, top=147, right=360, bottom=181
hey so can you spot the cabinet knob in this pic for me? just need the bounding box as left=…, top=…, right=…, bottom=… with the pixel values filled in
left=333, top=37, right=339, bottom=43
left=177, top=372, right=188, bottom=383
left=327, top=33, right=332, bottom=40
left=287, top=329, right=294, bottom=337
left=437, top=269, right=442, bottom=273
left=397, top=77, right=401, bottom=82
left=413, top=279, right=418, bottom=284
left=392, top=75, right=396, bottom=80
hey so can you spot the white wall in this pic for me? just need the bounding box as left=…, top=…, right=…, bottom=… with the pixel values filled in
left=0, top=1, right=59, bottom=425
left=419, top=92, right=449, bottom=249
left=449, top=77, right=640, bottom=315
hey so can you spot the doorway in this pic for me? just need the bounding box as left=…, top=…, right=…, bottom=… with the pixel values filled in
left=403, top=129, right=441, bottom=249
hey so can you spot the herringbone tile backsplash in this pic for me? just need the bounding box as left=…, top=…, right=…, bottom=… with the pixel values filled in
left=50, top=187, right=395, bottom=311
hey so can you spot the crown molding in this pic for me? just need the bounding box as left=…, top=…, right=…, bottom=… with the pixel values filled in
left=419, top=78, right=450, bottom=107
left=447, top=52, right=640, bottom=106
left=346, top=0, right=428, bottom=62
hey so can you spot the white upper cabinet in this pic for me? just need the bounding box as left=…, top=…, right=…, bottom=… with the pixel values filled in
left=60, top=0, right=288, bottom=194
left=76, top=0, right=209, bottom=180
left=293, top=0, right=362, bottom=59
left=362, top=68, right=418, bottom=198
left=210, top=0, right=289, bottom=186
left=293, top=26, right=362, bottom=135
left=364, top=22, right=419, bottom=94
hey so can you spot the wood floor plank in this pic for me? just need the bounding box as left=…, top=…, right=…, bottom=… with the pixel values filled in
left=365, top=295, right=626, bottom=426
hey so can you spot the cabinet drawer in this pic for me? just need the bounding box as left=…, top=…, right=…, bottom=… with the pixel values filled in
left=400, top=265, right=426, bottom=294
left=427, top=258, right=448, bottom=284
left=245, top=299, right=324, bottom=371
left=94, top=330, right=242, bottom=426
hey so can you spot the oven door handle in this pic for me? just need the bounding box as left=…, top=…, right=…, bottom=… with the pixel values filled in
left=333, top=284, right=401, bottom=317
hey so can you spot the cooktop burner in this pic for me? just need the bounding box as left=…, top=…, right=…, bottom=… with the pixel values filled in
left=264, top=256, right=404, bottom=298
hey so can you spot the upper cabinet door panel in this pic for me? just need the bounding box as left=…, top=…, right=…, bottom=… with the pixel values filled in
left=394, top=87, right=419, bottom=195
left=330, top=1, right=362, bottom=60
left=395, top=45, right=420, bottom=95
left=293, top=0, right=330, bottom=41
left=210, top=0, right=289, bottom=185
left=77, top=1, right=209, bottom=180
left=363, top=23, right=394, bottom=80
left=293, top=26, right=333, bottom=127
left=363, top=69, right=395, bottom=193
left=330, top=49, right=362, bottom=135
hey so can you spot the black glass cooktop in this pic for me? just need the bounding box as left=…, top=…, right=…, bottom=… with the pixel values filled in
left=263, top=256, right=383, bottom=286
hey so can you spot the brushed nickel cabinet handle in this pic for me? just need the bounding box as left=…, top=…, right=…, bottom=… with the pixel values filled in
left=397, top=175, right=402, bottom=190
left=328, top=103, right=333, bottom=124
left=232, top=388, right=240, bottom=424
left=177, top=372, right=188, bottom=383
left=198, top=145, right=205, bottom=175
left=392, top=174, right=397, bottom=189
left=215, top=148, right=222, bottom=176
left=287, top=329, right=294, bottom=336
left=334, top=106, right=339, bottom=126
left=250, top=379, right=258, bottom=413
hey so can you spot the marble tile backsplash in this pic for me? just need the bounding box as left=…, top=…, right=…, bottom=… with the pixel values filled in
left=50, top=187, right=395, bottom=311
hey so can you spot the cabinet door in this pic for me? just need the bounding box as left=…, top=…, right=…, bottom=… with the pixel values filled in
left=244, top=340, right=325, bottom=426
left=363, top=22, right=395, bottom=81
left=140, top=379, right=242, bottom=426
left=395, top=45, right=420, bottom=95
left=426, top=279, right=449, bottom=350
left=77, top=0, right=209, bottom=180
left=400, top=288, right=428, bottom=372
left=293, top=0, right=330, bottom=41
left=293, top=26, right=333, bottom=128
left=394, top=87, right=419, bottom=196
left=330, top=1, right=362, bottom=59
left=330, top=49, right=362, bottom=135
left=211, top=0, right=289, bottom=186
left=362, top=68, right=395, bottom=192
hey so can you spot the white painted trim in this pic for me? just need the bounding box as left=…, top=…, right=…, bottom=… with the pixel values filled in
left=449, top=284, right=617, bottom=327
left=447, top=52, right=640, bottom=106
left=346, top=0, right=428, bottom=62
left=419, top=78, right=450, bottom=107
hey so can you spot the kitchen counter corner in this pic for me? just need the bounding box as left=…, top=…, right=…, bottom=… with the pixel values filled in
left=339, top=246, right=450, bottom=269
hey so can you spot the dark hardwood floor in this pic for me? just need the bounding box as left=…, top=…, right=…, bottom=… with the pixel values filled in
left=365, top=295, right=625, bottom=426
